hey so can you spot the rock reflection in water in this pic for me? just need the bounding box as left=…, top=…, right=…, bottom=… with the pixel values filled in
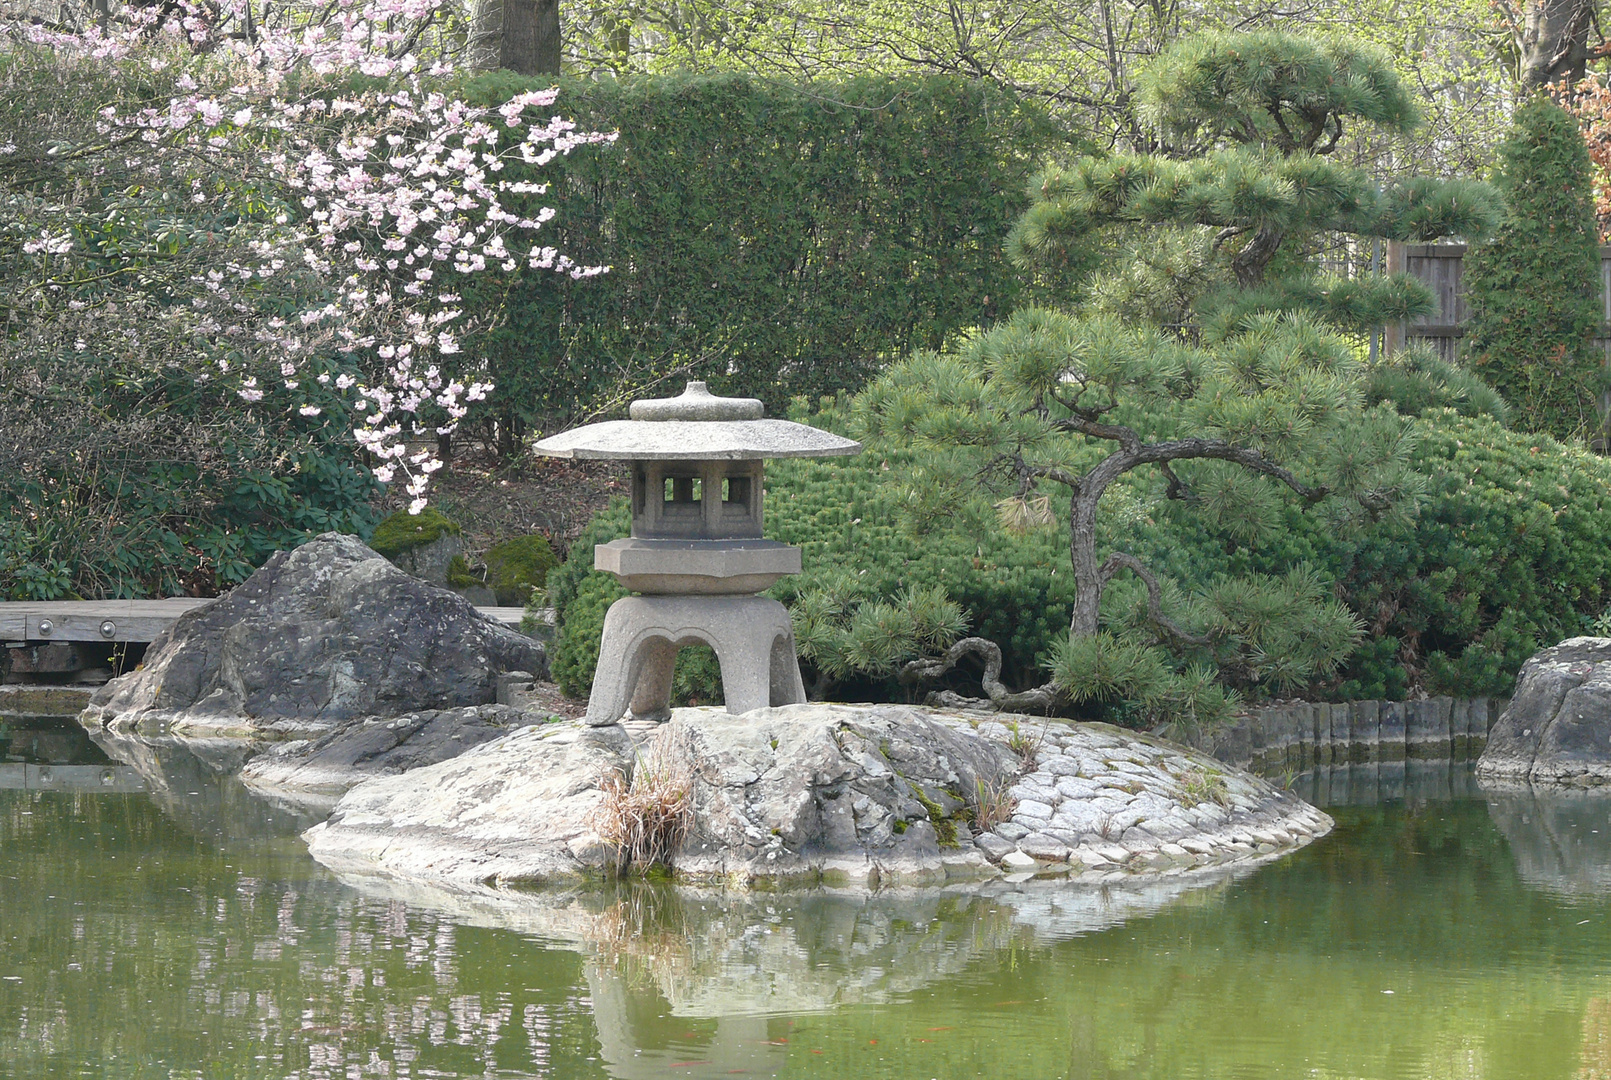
left=329, top=859, right=1262, bottom=1078
left=1291, top=761, right=1488, bottom=809
left=1480, top=781, right=1611, bottom=898
left=88, top=730, right=325, bottom=842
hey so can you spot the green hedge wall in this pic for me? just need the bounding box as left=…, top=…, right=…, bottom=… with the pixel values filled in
left=459, top=72, right=1067, bottom=443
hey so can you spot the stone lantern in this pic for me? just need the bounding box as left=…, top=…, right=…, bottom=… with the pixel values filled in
left=533, top=382, right=860, bottom=725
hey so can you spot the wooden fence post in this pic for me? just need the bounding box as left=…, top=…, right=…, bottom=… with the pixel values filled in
left=1383, top=240, right=1405, bottom=356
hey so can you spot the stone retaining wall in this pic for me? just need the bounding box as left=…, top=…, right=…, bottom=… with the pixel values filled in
left=1171, top=697, right=1510, bottom=776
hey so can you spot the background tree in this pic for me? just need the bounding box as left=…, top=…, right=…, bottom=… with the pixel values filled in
left=1007, top=32, right=1500, bottom=335
left=852, top=32, right=1499, bottom=723
left=469, top=0, right=560, bottom=75
left=1463, top=95, right=1606, bottom=442
left=559, top=0, right=1513, bottom=177
left=1497, top=0, right=1602, bottom=90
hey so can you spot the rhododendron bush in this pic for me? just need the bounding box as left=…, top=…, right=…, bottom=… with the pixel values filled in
left=0, top=0, right=612, bottom=598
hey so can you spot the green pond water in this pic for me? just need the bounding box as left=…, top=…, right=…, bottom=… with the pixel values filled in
left=3, top=719, right=1610, bottom=1080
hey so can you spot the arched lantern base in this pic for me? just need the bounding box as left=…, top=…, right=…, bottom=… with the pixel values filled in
left=584, top=594, right=807, bottom=726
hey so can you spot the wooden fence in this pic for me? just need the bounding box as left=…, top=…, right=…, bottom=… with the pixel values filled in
left=1385, top=241, right=1611, bottom=449
left=1394, top=241, right=1611, bottom=362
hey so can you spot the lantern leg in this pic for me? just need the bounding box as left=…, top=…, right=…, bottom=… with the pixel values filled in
left=585, top=596, right=807, bottom=726
left=702, top=597, right=806, bottom=714
left=627, top=638, right=677, bottom=723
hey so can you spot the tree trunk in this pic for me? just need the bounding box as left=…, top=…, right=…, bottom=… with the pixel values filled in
left=466, top=0, right=503, bottom=72
left=500, top=0, right=561, bottom=76
left=468, top=0, right=560, bottom=76
left=1518, top=0, right=1596, bottom=90
left=1232, top=225, right=1286, bottom=288
left=1068, top=484, right=1104, bottom=637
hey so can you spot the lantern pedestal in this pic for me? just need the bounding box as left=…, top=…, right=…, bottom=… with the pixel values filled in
left=584, top=595, right=806, bottom=725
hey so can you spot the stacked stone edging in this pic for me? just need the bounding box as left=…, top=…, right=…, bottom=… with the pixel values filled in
left=974, top=719, right=1329, bottom=878
left=1170, top=696, right=1508, bottom=776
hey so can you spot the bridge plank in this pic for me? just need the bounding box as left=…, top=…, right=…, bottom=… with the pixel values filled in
left=0, top=599, right=526, bottom=643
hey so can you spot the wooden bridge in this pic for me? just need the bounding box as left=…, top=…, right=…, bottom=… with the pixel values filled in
left=1, top=599, right=532, bottom=679
left=0, top=599, right=527, bottom=643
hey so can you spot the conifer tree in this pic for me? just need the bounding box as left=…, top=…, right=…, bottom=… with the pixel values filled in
left=1464, top=96, right=1606, bottom=443
left=860, top=32, right=1500, bottom=724
left=1008, top=32, right=1499, bottom=334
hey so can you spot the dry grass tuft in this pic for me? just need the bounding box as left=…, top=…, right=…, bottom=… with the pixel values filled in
left=970, top=775, right=1018, bottom=832
left=595, top=747, right=693, bottom=875
left=1005, top=719, right=1048, bottom=770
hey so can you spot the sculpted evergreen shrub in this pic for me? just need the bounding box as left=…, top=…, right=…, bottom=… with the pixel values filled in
left=1463, top=96, right=1606, bottom=442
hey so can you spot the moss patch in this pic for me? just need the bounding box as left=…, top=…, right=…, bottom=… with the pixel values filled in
left=911, top=785, right=962, bottom=848
left=369, top=509, right=461, bottom=558
left=484, top=534, right=558, bottom=605
left=446, top=554, right=482, bottom=589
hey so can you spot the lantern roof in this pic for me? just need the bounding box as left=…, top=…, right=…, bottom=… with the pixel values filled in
left=532, top=382, right=862, bottom=461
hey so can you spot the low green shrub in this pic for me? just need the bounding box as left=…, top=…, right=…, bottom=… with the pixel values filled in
left=1125, top=409, right=1611, bottom=699
left=555, top=391, right=1611, bottom=712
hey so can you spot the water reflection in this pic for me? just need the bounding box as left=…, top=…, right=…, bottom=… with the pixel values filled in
left=8, top=750, right=1611, bottom=1079
left=320, top=869, right=1266, bottom=1080
left=1480, top=783, right=1611, bottom=899
left=89, top=730, right=325, bottom=842
left=0, top=716, right=147, bottom=792
left=328, top=865, right=1263, bottom=1015
left=1290, top=761, right=1489, bottom=809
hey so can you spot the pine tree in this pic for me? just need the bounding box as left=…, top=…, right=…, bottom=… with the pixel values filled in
left=1008, top=32, right=1499, bottom=335
left=859, top=32, right=1501, bottom=726
left=1464, top=96, right=1606, bottom=443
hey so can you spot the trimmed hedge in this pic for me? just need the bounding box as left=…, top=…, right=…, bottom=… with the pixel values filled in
left=457, top=71, right=1068, bottom=443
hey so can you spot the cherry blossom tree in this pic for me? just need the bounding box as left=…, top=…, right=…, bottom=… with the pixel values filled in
left=0, top=0, right=612, bottom=595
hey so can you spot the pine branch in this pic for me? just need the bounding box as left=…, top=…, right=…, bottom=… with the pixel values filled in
left=1098, top=551, right=1211, bottom=648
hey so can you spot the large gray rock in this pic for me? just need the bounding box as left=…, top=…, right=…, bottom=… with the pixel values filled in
left=239, top=703, right=547, bottom=808
left=305, top=720, right=637, bottom=884
left=83, top=533, right=548, bottom=738
left=304, top=703, right=1327, bottom=890
left=1477, top=637, right=1611, bottom=786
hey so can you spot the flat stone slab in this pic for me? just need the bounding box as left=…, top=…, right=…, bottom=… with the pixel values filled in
left=239, top=704, right=550, bottom=810
left=304, top=703, right=1330, bottom=889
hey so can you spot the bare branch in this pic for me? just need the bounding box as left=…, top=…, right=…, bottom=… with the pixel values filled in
left=1098, top=551, right=1211, bottom=647
left=899, top=636, right=1061, bottom=713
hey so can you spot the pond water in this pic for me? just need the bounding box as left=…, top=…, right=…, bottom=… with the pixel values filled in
left=3, top=718, right=1610, bottom=1080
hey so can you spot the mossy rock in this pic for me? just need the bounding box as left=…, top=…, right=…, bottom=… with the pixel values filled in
left=369, top=509, right=462, bottom=559
left=483, top=535, right=559, bottom=607
left=446, top=554, right=483, bottom=589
